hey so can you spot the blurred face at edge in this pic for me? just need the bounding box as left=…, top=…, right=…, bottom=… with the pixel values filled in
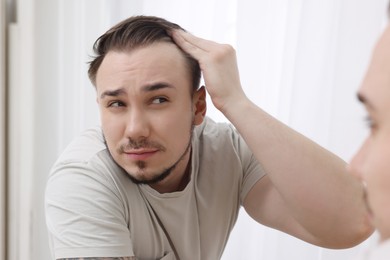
left=349, top=23, right=390, bottom=242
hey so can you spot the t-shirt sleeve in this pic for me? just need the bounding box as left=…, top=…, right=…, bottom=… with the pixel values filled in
left=240, top=153, right=266, bottom=204
left=45, top=159, right=134, bottom=259
left=232, top=127, right=267, bottom=205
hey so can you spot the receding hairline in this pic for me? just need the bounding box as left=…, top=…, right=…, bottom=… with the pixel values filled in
left=87, top=15, right=201, bottom=92
left=89, top=36, right=174, bottom=86
left=96, top=40, right=193, bottom=77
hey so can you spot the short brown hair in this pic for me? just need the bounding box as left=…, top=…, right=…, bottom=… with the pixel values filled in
left=88, top=15, right=201, bottom=92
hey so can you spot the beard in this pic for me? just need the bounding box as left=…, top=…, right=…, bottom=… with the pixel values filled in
left=125, top=132, right=193, bottom=185
left=111, top=119, right=195, bottom=185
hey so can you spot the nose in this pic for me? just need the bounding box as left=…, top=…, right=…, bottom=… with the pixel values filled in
left=124, top=108, right=150, bottom=140
left=348, top=138, right=370, bottom=181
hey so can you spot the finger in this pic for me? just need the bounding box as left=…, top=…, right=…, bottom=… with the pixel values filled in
left=170, top=30, right=207, bottom=58
left=171, top=30, right=224, bottom=61
left=173, top=30, right=216, bottom=51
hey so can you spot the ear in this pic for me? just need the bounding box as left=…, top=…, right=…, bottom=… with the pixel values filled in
left=192, top=86, right=207, bottom=125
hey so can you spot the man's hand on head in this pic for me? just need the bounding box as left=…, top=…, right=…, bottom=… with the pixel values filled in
left=170, top=29, right=247, bottom=114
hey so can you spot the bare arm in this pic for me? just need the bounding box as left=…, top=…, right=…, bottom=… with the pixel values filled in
left=235, top=99, right=372, bottom=248
left=171, top=29, right=373, bottom=248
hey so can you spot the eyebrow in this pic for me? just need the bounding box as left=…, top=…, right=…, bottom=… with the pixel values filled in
left=142, top=82, right=174, bottom=92
left=100, top=82, right=174, bottom=99
left=100, top=88, right=126, bottom=99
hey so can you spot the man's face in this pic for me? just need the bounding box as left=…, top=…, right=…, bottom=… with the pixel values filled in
left=350, top=24, right=390, bottom=241
left=95, top=42, right=204, bottom=192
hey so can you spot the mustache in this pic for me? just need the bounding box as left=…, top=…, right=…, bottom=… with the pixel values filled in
left=118, top=138, right=166, bottom=153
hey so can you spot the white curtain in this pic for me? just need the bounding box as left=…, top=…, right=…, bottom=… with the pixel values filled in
left=6, top=0, right=388, bottom=259
left=0, top=0, right=7, bottom=259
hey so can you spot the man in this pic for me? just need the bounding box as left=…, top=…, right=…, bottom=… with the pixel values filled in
left=349, top=16, right=390, bottom=260
left=45, top=16, right=372, bottom=260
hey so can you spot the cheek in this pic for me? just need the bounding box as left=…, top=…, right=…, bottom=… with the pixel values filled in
left=159, top=108, right=194, bottom=145
left=349, top=137, right=371, bottom=181
left=367, top=139, right=390, bottom=188
left=100, top=112, right=124, bottom=145
left=353, top=132, right=390, bottom=182
left=364, top=135, right=390, bottom=224
left=162, top=98, right=194, bottom=125
left=163, top=111, right=193, bottom=134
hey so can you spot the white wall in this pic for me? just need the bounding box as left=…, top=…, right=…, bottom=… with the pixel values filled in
left=0, top=0, right=7, bottom=259
left=8, top=0, right=36, bottom=258
left=6, top=0, right=388, bottom=259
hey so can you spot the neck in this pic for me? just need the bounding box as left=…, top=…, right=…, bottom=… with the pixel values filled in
left=149, top=148, right=192, bottom=194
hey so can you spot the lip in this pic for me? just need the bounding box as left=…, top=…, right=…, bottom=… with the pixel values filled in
left=124, top=149, right=159, bottom=160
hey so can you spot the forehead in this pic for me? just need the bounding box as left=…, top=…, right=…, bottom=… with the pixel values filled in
left=95, top=42, right=191, bottom=89
left=359, top=24, right=390, bottom=111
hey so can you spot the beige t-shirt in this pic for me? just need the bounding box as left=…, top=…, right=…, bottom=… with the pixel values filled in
left=45, top=117, right=266, bottom=260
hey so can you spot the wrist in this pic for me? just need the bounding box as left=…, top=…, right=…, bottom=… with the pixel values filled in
left=219, top=94, right=253, bottom=120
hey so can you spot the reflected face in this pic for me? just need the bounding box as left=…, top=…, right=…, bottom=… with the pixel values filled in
left=349, top=24, right=390, bottom=241
left=95, top=42, right=204, bottom=192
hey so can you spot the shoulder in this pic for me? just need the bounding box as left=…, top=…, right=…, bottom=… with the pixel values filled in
left=47, top=126, right=124, bottom=194
left=193, top=116, right=265, bottom=177
left=46, top=127, right=130, bottom=218
left=194, top=117, right=238, bottom=141
left=194, top=117, right=247, bottom=154
left=54, top=126, right=107, bottom=164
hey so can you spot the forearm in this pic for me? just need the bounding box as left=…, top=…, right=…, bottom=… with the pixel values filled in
left=170, top=29, right=373, bottom=246
left=224, top=97, right=373, bottom=247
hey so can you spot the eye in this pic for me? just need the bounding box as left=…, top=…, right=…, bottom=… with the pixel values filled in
left=151, top=97, right=168, bottom=104
left=107, top=100, right=125, bottom=108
